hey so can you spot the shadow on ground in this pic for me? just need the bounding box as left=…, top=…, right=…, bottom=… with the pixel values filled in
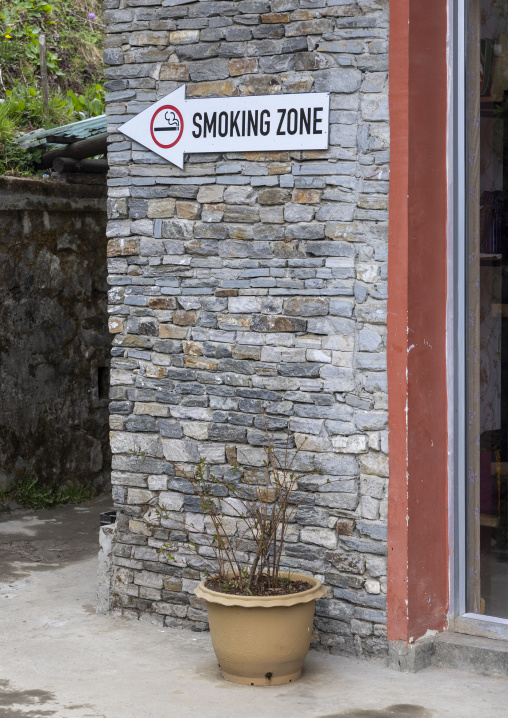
left=0, top=495, right=112, bottom=582
left=319, top=706, right=431, bottom=718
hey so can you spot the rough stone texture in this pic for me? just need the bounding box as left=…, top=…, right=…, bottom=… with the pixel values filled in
left=97, top=523, right=117, bottom=614
left=0, top=176, right=111, bottom=490
left=105, top=0, right=389, bottom=660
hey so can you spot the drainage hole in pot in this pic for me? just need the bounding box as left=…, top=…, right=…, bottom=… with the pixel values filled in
left=265, top=672, right=272, bottom=680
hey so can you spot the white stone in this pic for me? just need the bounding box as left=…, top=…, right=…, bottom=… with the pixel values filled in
left=182, top=421, right=209, bottom=440
left=228, top=296, right=261, bottom=313
left=361, top=495, right=379, bottom=520
left=159, top=491, right=185, bottom=512
left=223, top=186, right=257, bottom=205
left=198, top=443, right=226, bottom=464
left=300, top=527, right=337, bottom=549
left=357, top=263, right=380, bottom=283
left=365, top=579, right=381, bottom=595
left=161, top=439, right=200, bottom=463
left=332, top=435, right=368, bottom=453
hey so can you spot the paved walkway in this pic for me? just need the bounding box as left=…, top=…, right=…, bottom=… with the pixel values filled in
left=0, top=497, right=506, bottom=718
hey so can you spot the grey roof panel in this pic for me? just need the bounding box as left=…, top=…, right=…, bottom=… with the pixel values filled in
left=16, top=114, right=107, bottom=150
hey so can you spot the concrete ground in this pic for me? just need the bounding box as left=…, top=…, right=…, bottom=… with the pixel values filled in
left=0, top=498, right=506, bottom=718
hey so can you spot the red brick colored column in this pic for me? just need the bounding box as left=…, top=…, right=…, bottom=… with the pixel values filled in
left=387, top=0, right=449, bottom=644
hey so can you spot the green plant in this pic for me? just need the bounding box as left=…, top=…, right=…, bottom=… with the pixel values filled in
left=0, top=0, right=104, bottom=175
left=7, top=82, right=73, bottom=128
left=66, top=83, right=104, bottom=120
left=0, top=473, right=100, bottom=511
left=25, top=32, right=64, bottom=76
left=157, top=410, right=331, bottom=596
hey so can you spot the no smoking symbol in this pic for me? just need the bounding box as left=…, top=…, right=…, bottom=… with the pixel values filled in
left=150, top=105, right=184, bottom=149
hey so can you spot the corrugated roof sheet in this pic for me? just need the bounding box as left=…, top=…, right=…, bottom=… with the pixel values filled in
left=16, top=114, right=107, bottom=150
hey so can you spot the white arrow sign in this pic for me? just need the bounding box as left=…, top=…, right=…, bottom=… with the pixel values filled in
left=118, top=85, right=329, bottom=169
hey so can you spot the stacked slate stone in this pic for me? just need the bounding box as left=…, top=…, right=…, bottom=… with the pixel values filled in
left=104, top=0, right=389, bottom=659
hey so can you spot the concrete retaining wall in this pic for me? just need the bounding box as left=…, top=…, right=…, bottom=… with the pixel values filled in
left=0, top=176, right=110, bottom=491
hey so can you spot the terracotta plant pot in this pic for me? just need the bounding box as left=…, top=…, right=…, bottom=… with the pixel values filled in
left=194, top=572, right=327, bottom=686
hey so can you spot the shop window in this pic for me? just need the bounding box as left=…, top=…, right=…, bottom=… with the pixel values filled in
left=467, top=0, right=508, bottom=618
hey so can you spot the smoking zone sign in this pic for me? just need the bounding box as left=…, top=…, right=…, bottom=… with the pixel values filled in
left=119, top=85, right=329, bottom=169
left=150, top=105, right=184, bottom=149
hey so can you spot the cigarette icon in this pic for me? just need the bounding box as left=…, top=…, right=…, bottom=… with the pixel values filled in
left=154, top=110, right=180, bottom=132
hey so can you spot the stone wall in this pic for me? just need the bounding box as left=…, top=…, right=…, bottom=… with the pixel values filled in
left=0, top=176, right=110, bottom=491
left=105, top=0, right=389, bottom=658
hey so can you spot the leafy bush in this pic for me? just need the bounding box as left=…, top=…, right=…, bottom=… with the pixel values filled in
left=0, top=473, right=101, bottom=511
left=0, top=0, right=103, bottom=93
left=66, top=83, right=105, bottom=120
left=0, top=0, right=104, bottom=174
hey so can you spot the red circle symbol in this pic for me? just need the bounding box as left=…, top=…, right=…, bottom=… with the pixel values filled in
left=150, top=105, right=184, bottom=149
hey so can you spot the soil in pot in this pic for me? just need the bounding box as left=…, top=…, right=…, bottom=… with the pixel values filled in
left=205, top=575, right=312, bottom=597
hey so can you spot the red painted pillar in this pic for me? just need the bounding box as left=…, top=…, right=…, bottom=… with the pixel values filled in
left=387, top=0, right=449, bottom=645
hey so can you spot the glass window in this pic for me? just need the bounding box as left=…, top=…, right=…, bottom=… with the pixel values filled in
left=468, top=0, right=508, bottom=618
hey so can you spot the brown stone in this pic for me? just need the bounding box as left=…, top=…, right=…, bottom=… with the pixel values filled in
left=335, top=519, right=356, bottom=536
left=257, top=487, right=276, bottom=502
left=160, top=62, right=189, bottom=82
left=227, top=225, right=254, bottom=240
left=225, top=446, right=237, bottom=465
left=261, top=12, right=290, bottom=23
left=176, top=201, right=200, bottom=219
left=108, top=317, right=124, bottom=334
left=183, top=356, right=217, bottom=370
left=163, top=577, right=183, bottom=592
left=118, top=334, right=151, bottom=348
left=223, top=206, right=259, bottom=223
left=258, top=188, right=292, bottom=205
left=130, top=30, right=170, bottom=46
left=250, top=315, right=306, bottom=333
left=147, top=198, right=176, bottom=218
left=170, top=30, right=199, bottom=45
left=107, top=238, right=139, bottom=257
left=267, top=162, right=291, bottom=175
left=145, top=365, right=166, bottom=379
left=238, top=75, right=281, bottom=96
left=326, top=550, right=365, bottom=575
left=187, top=80, right=235, bottom=98
left=232, top=345, right=261, bottom=360
left=215, top=289, right=238, bottom=297
left=228, top=151, right=290, bottom=162
left=358, top=195, right=388, bottom=211
left=183, top=340, right=203, bottom=356
left=217, top=314, right=251, bottom=328
left=149, top=297, right=177, bottom=310
left=173, top=310, right=196, bottom=326
left=159, top=325, right=188, bottom=339
left=281, top=74, right=313, bottom=93
left=229, top=58, right=258, bottom=77
left=292, top=189, right=321, bottom=204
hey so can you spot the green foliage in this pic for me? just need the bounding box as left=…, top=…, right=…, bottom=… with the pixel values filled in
left=0, top=0, right=103, bottom=92
left=7, top=82, right=74, bottom=127
left=0, top=473, right=100, bottom=511
left=0, top=0, right=104, bottom=175
left=66, top=84, right=105, bottom=120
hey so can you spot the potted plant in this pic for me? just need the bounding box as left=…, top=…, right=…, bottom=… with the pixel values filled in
left=159, top=416, right=329, bottom=686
